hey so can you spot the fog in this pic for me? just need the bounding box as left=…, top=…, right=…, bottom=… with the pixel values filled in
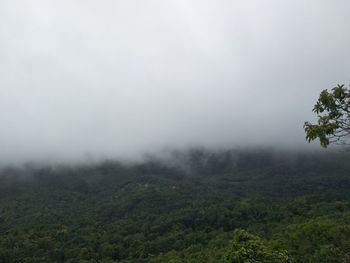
left=1, top=0, right=350, bottom=163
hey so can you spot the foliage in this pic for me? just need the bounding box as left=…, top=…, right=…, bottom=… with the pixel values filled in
left=0, top=149, right=350, bottom=262
left=276, top=216, right=350, bottom=262
left=304, top=84, right=350, bottom=147
left=222, top=229, right=292, bottom=263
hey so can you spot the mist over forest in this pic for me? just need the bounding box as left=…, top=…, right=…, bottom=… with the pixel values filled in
left=1, top=0, right=350, bottom=262
left=1, top=148, right=350, bottom=262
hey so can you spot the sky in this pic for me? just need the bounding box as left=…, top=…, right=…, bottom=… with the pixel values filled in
left=0, top=0, right=350, bottom=163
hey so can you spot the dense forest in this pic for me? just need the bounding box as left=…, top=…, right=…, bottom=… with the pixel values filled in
left=1, top=148, right=350, bottom=262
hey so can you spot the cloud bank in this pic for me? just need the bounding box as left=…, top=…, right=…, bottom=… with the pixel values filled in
left=1, top=0, right=350, bottom=162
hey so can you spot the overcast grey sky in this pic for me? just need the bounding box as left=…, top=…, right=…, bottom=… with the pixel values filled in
left=0, top=0, right=350, bottom=163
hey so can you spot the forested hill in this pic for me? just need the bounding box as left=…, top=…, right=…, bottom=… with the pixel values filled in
left=1, top=149, right=350, bottom=262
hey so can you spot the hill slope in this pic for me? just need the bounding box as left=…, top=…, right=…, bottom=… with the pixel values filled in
left=0, top=149, right=350, bottom=262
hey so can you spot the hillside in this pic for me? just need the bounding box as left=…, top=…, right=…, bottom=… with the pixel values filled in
left=1, top=149, right=350, bottom=262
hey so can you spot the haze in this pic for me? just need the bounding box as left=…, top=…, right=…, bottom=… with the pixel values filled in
left=1, top=0, right=350, bottom=163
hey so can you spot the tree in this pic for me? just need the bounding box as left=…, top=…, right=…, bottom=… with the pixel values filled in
left=222, top=229, right=293, bottom=263
left=304, top=84, right=350, bottom=147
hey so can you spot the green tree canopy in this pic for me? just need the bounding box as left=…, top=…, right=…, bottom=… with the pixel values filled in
left=222, top=230, right=292, bottom=263
left=304, top=84, right=350, bottom=147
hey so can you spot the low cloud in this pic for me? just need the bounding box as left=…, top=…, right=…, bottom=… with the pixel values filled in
left=1, top=0, right=350, bottom=163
